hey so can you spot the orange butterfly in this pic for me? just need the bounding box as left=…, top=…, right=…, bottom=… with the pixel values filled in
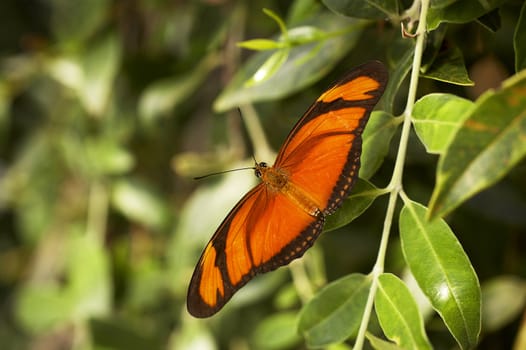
left=187, top=61, right=388, bottom=318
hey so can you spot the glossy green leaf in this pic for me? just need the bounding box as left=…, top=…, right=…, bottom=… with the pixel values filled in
left=412, top=93, right=474, bottom=154
left=514, top=1, right=526, bottom=71
left=375, top=273, right=432, bottom=350
left=429, top=70, right=526, bottom=217
left=298, top=273, right=371, bottom=347
left=245, top=48, right=290, bottom=86
left=361, top=111, right=401, bottom=179
left=252, top=312, right=302, bottom=349
left=481, top=276, right=526, bottom=332
left=399, top=200, right=481, bottom=350
left=322, top=0, right=394, bottom=19
left=420, top=46, right=474, bottom=86
left=427, top=0, right=508, bottom=30
left=213, top=14, right=366, bottom=112
left=325, top=179, right=382, bottom=232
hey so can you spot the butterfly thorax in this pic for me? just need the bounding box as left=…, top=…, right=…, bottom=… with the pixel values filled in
left=255, top=162, right=322, bottom=218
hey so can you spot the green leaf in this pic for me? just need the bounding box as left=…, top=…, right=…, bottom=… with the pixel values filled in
left=412, top=93, right=474, bottom=154
left=421, top=24, right=448, bottom=72
left=383, top=41, right=414, bottom=113
left=476, top=8, right=501, bottom=32
left=245, top=48, right=290, bottom=86
left=375, top=273, right=432, bottom=350
left=427, top=0, right=508, bottom=30
left=366, top=332, right=404, bottom=350
left=213, top=14, right=366, bottom=112
left=322, top=0, right=393, bottom=19
left=429, top=70, right=526, bottom=217
left=420, top=46, right=474, bottom=86
left=325, top=179, right=382, bottom=232
left=237, top=39, right=285, bottom=50
left=78, top=33, right=121, bottom=116
left=514, top=1, right=526, bottom=72
left=298, top=273, right=371, bottom=348
left=111, top=178, right=170, bottom=230
left=263, top=8, right=288, bottom=36
left=49, top=0, right=108, bottom=46
left=399, top=200, right=481, bottom=350
left=481, top=276, right=526, bottom=332
left=251, top=312, right=302, bottom=349
left=85, top=138, right=134, bottom=175
left=361, top=111, right=401, bottom=179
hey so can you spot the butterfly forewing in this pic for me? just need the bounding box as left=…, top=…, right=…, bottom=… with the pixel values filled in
left=187, top=61, right=388, bottom=318
left=275, top=61, right=388, bottom=213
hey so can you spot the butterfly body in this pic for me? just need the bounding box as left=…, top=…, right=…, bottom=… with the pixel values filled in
left=188, top=61, right=388, bottom=318
left=256, top=162, right=323, bottom=218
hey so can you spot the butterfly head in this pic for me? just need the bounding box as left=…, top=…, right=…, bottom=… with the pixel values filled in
left=254, top=162, right=268, bottom=178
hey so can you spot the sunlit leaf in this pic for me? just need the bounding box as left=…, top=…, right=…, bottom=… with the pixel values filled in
left=213, top=14, right=366, bottom=112
left=237, top=39, right=285, bottom=50
left=366, top=332, right=403, bottom=350
left=298, top=273, right=371, bottom=347
left=412, top=93, right=474, bottom=154
left=375, top=273, right=432, bottom=350
left=429, top=70, right=526, bottom=217
left=245, top=49, right=290, bottom=86
left=399, top=200, right=481, bottom=350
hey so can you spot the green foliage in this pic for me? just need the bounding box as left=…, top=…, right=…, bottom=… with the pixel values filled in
left=0, top=0, right=525, bottom=349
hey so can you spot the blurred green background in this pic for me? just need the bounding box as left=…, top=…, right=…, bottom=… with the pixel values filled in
left=0, top=0, right=525, bottom=349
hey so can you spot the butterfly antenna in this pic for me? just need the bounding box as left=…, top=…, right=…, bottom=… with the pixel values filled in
left=194, top=166, right=255, bottom=180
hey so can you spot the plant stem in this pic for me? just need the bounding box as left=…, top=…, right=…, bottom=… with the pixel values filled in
left=240, top=104, right=275, bottom=162
left=353, top=0, right=429, bottom=348
left=86, top=180, right=109, bottom=244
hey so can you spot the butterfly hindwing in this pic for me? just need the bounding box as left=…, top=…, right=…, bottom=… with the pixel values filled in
left=187, top=183, right=323, bottom=318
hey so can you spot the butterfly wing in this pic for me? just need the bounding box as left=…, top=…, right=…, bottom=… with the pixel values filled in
left=187, top=183, right=324, bottom=318
left=187, top=61, right=388, bottom=318
left=275, top=61, right=388, bottom=213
